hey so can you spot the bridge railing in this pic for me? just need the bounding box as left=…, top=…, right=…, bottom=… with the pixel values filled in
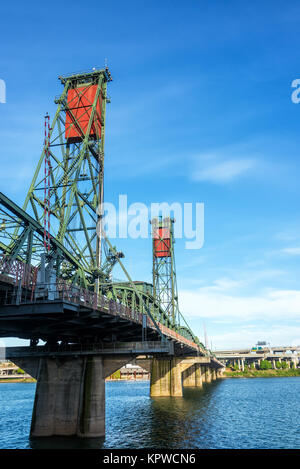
left=56, top=281, right=153, bottom=327
left=0, top=281, right=155, bottom=329
left=0, top=254, right=38, bottom=287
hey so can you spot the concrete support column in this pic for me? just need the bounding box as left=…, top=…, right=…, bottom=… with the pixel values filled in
left=195, top=364, right=203, bottom=387
left=182, top=364, right=196, bottom=387
left=203, top=366, right=212, bottom=383
left=15, top=354, right=130, bottom=438
left=292, top=358, right=298, bottom=369
left=182, top=363, right=203, bottom=388
left=30, top=356, right=105, bottom=437
left=150, top=357, right=182, bottom=397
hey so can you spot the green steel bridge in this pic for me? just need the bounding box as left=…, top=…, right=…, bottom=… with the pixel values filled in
left=0, top=68, right=223, bottom=438
left=0, top=67, right=211, bottom=355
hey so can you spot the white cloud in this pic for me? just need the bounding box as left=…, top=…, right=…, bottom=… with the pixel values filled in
left=192, top=157, right=256, bottom=183
left=282, top=247, right=300, bottom=256
left=209, top=325, right=300, bottom=350
left=180, top=287, right=300, bottom=321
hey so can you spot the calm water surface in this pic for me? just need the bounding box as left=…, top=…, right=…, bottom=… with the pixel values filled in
left=0, top=378, right=299, bottom=449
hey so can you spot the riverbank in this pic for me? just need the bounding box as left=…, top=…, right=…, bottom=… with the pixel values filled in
left=0, top=377, right=36, bottom=383
left=224, top=368, right=300, bottom=378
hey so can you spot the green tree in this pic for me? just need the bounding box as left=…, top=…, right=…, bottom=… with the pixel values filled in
left=276, top=361, right=282, bottom=369
left=260, top=360, right=272, bottom=370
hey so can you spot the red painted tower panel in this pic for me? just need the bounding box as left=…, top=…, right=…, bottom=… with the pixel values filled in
left=153, top=227, right=171, bottom=257
left=65, top=84, right=101, bottom=142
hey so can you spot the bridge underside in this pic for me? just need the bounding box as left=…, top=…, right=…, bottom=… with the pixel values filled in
left=0, top=299, right=199, bottom=356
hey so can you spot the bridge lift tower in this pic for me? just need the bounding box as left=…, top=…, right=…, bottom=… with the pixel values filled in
left=17, top=68, right=118, bottom=290
left=151, top=217, right=180, bottom=328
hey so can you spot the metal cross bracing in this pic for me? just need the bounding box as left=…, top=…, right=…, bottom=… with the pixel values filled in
left=0, top=68, right=210, bottom=356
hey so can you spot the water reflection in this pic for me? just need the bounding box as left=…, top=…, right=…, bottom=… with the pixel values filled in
left=29, top=435, right=105, bottom=449
left=147, top=381, right=221, bottom=448
left=1, top=378, right=300, bottom=449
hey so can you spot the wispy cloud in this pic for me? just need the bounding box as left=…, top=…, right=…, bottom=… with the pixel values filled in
left=180, top=286, right=300, bottom=322
left=282, top=247, right=300, bottom=256
left=209, top=325, right=300, bottom=350
left=190, top=144, right=260, bottom=184
left=192, top=157, right=256, bottom=183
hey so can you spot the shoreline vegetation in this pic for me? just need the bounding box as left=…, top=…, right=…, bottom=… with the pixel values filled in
left=224, top=358, right=300, bottom=378
left=224, top=368, right=300, bottom=378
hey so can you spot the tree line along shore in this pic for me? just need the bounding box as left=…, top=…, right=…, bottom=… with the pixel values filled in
left=224, top=360, right=300, bottom=377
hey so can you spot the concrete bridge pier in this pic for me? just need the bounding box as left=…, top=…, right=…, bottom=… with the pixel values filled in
left=195, top=364, right=203, bottom=387
left=150, top=357, right=183, bottom=397
left=14, top=355, right=129, bottom=438
left=292, top=357, right=299, bottom=368
left=150, top=357, right=223, bottom=397
left=182, top=363, right=203, bottom=388
left=203, top=365, right=212, bottom=383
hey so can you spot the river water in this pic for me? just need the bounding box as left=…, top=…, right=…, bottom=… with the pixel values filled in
left=0, top=377, right=299, bottom=449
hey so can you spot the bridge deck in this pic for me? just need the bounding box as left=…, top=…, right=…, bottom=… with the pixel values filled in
left=0, top=294, right=204, bottom=357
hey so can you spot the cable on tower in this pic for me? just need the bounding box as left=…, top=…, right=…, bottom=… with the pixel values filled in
left=43, top=113, right=51, bottom=252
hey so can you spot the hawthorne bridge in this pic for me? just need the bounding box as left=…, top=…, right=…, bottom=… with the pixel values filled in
left=0, top=68, right=223, bottom=438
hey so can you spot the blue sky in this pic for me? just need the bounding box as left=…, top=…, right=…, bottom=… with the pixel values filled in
left=1, top=0, right=300, bottom=349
